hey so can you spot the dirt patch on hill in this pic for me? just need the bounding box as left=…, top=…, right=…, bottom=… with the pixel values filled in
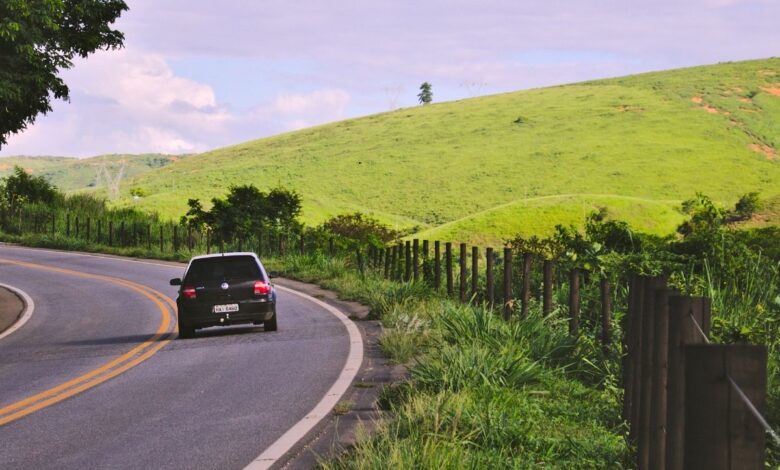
left=748, top=143, right=778, bottom=160
left=760, top=85, right=780, bottom=97
left=702, top=105, right=719, bottom=114
left=738, top=97, right=753, bottom=103
left=0, top=164, right=10, bottom=171
left=759, top=70, right=777, bottom=77
left=691, top=96, right=703, bottom=104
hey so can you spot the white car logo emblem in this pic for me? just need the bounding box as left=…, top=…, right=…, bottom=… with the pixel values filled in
left=221, top=282, right=229, bottom=290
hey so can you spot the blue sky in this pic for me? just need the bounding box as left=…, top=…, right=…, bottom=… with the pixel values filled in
left=1, top=0, right=778, bottom=157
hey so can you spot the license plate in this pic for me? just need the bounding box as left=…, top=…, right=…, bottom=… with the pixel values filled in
left=213, top=304, right=239, bottom=314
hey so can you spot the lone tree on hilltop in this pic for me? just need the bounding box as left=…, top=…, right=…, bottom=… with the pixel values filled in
left=0, top=0, right=129, bottom=147
left=418, top=82, right=433, bottom=105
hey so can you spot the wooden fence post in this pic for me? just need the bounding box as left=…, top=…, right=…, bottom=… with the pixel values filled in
left=173, top=226, right=179, bottom=252
left=637, top=277, right=667, bottom=470
left=601, top=277, right=612, bottom=353
left=683, top=345, right=767, bottom=470
left=471, top=246, right=479, bottom=301
left=666, top=296, right=711, bottom=470
left=521, top=252, right=532, bottom=317
left=108, top=221, right=113, bottom=246
left=146, top=224, right=151, bottom=250
left=328, top=237, right=334, bottom=256
left=51, top=214, right=56, bottom=235
left=299, top=234, right=305, bottom=256
left=503, top=247, right=512, bottom=320
left=543, top=260, right=553, bottom=315
left=486, top=247, right=494, bottom=306
left=459, top=243, right=467, bottom=303
left=404, top=241, right=412, bottom=281
left=384, top=247, right=391, bottom=278
left=413, top=239, right=419, bottom=281
left=390, top=244, right=398, bottom=280
left=422, top=240, right=429, bottom=282
left=356, top=248, right=364, bottom=275
left=97, top=219, right=101, bottom=244
left=568, top=268, right=580, bottom=335
left=75, top=216, right=80, bottom=238
left=66, top=213, right=71, bottom=237
left=159, top=225, right=164, bottom=252
left=445, top=242, right=453, bottom=295
left=649, top=286, right=671, bottom=470
left=434, top=241, right=441, bottom=290
left=206, top=230, right=211, bottom=254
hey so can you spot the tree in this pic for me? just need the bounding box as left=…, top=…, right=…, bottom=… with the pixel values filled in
left=322, top=212, right=399, bottom=246
left=0, top=0, right=129, bottom=147
left=0, top=165, right=60, bottom=210
left=180, top=185, right=302, bottom=242
left=417, top=82, right=433, bottom=105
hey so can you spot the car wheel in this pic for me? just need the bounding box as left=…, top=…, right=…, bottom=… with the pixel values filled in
left=264, top=311, right=277, bottom=332
left=179, top=323, right=195, bottom=339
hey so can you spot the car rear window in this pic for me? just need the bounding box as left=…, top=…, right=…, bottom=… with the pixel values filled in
left=185, top=256, right=262, bottom=283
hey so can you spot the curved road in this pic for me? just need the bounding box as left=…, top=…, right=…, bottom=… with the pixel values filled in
left=0, top=245, right=354, bottom=469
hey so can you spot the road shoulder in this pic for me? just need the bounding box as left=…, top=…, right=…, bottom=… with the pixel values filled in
left=272, top=278, right=408, bottom=470
left=0, top=286, right=25, bottom=335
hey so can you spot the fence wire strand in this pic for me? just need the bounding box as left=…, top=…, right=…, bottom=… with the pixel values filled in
left=688, top=312, right=780, bottom=447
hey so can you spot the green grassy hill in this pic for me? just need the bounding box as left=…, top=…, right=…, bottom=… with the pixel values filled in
left=120, top=58, right=780, bottom=245
left=0, top=154, right=189, bottom=194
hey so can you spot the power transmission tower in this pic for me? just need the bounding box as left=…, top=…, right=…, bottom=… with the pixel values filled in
left=97, top=159, right=126, bottom=200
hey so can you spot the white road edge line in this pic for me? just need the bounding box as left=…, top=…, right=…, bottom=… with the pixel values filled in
left=244, top=284, right=364, bottom=470
left=1, top=245, right=366, bottom=467
left=0, top=282, right=35, bottom=341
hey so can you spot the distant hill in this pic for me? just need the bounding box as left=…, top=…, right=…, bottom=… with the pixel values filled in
left=117, top=58, right=780, bottom=245
left=0, top=154, right=190, bottom=194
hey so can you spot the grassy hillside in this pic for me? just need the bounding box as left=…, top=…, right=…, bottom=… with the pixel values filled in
left=0, top=154, right=189, bottom=194
left=120, top=58, right=780, bottom=244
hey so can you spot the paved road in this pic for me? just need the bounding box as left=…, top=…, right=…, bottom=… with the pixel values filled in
left=0, top=245, right=351, bottom=469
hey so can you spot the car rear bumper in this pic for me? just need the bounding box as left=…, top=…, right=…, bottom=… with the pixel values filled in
left=178, top=298, right=275, bottom=329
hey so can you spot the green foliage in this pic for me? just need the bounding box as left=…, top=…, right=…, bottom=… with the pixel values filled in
left=322, top=212, right=400, bottom=246
left=0, top=165, right=60, bottom=209
left=0, top=0, right=128, bottom=145
left=129, top=187, right=147, bottom=198
left=180, top=185, right=301, bottom=242
left=731, top=191, right=762, bottom=221
left=417, top=81, right=433, bottom=105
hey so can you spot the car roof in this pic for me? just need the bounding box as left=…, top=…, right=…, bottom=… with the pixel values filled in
left=188, top=252, right=260, bottom=262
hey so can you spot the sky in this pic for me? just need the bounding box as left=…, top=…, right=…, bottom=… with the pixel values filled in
left=1, top=0, right=778, bottom=158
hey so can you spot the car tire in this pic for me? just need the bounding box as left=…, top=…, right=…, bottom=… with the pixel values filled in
left=179, top=323, right=195, bottom=339
left=264, top=311, right=277, bottom=332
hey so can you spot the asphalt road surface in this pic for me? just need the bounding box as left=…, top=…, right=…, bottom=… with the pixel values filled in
left=0, top=245, right=352, bottom=469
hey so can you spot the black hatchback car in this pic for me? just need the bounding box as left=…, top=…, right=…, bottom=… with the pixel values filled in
left=170, top=252, right=277, bottom=338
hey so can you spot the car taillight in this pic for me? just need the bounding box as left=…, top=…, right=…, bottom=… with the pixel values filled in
left=182, top=286, right=197, bottom=299
left=254, top=281, right=271, bottom=296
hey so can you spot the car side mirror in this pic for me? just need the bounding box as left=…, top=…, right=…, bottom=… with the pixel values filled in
left=170, top=278, right=182, bottom=286
left=268, top=271, right=279, bottom=279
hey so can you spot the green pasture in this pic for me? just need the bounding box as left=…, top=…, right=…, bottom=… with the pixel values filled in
left=108, top=58, right=780, bottom=239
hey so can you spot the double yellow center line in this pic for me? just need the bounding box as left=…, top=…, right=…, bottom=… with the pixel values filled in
left=0, top=258, right=177, bottom=426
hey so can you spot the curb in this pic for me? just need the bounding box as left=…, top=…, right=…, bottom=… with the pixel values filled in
left=0, top=282, right=35, bottom=341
